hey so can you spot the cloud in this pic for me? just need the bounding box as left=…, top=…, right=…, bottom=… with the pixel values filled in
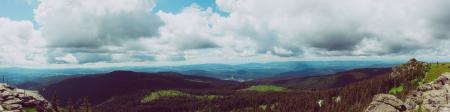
left=212, top=0, right=450, bottom=57
left=34, top=0, right=164, bottom=64
left=35, top=0, right=163, bottom=48
left=4, top=0, right=450, bottom=66
left=128, top=0, right=450, bottom=62
left=55, top=54, right=78, bottom=64
left=0, top=18, right=47, bottom=66
left=151, top=5, right=220, bottom=51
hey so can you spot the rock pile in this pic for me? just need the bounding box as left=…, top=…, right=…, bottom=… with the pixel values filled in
left=0, top=83, right=53, bottom=112
left=365, top=72, right=450, bottom=112
left=390, top=58, right=427, bottom=78
left=404, top=73, right=450, bottom=112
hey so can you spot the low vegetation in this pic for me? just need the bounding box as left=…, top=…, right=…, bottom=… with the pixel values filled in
left=424, top=62, right=450, bottom=83
left=243, top=85, right=287, bottom=92
left=23, top=107, right=38, bottom=112
left=389, top=84, right=404, bottom=95
left=141, top=90, right=220, bottom=103
left=141, top=90, right=190, bottom=103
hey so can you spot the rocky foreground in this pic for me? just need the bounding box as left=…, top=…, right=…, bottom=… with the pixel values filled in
left=366, top=72, right=450, bottom=112
left=0, top=83, right=53, bottom=112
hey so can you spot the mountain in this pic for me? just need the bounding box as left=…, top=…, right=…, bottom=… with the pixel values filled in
left=1, top=61, right=401, bottom=84
left=37, top=71, right=238, bottom=105
left=252, top=68, right=392, bottom=89
left=18, top=74, right=86, bottom=90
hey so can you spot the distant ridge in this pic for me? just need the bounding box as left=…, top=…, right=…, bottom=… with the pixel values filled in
left=252, top=68, right=392, bottom=89
left=38, top=71, right=237, bottom=105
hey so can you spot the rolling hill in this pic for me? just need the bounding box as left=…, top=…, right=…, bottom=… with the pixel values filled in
left=37, top=71, right=238, bottom=105
left=252, top=68, right=392, bottom=89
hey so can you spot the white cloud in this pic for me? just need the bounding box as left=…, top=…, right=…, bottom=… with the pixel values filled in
left=35, top=0, right=163, bottom=48
left=128, top=0, right=450, bottom=63
left=0, top=18, right=47, bottom=66
left=55, top=54, right=78, bottom=64
left=34, top=0, right=164, bottom=64
left=3, top=0, right=450, bottom=66
left=212, top=0, right=450, bottom=57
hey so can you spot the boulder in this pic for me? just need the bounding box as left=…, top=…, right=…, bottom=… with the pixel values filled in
left=3, top=98, right=22, bottom=104
left=0, top=83, right=54, bottom=112
left=365, top=94, right=406, bottom=112
left=3, top=104, right=22, bottom=110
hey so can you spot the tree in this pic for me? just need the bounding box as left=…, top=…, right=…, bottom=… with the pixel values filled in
left=66, top=99, right=75, bottom=112
left=50, top=95, right=60, bottom=112
left=78, top=98, right=92, bottom=112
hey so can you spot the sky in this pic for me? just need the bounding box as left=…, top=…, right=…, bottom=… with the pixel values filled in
left=0, top=0, right=450, bottom=67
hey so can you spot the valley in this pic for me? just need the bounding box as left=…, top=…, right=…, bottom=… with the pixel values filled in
left=6, top=59, right=443, bottom=112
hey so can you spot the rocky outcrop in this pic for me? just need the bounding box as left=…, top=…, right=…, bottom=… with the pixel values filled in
left=404, top=73, right=450, bottom=112
left=365, top=94, right=407, bottom=112
left=365, top=72, right=450, bottom=112
left=390, top=58, right=427, bottom=79
left=0, top=83, right=54, bottom=112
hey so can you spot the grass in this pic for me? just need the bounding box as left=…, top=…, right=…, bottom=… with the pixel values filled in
left=141, top=90, right=220, bottom=103
left=141, top=90, right=190, bottom=103
left=423, top=62, right=450, bottom=83
left=23, top=107, right=38, bottom=112
left=389, top=84, right=404, bottom=95
left=244, top=85, right=287, bottom=92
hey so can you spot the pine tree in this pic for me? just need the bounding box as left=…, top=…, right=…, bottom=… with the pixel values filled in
left=78, top=98, right=92, bottom=112
left=50, top=95, right=60, bottom=112
left=66, top=99, right=75, bottom=112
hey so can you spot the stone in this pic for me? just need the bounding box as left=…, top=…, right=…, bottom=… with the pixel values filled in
left=5, top=95, right=15, bottom=100
left=1, top=91, right=13, bottom=98
left=0, top=83, right=54, bottom=111
left=3, top=104, right=22, bottom=110
left=3, top=98, right=22, bottom=104
left=365, top=94, right=406, bottom=112
left=366, top=101, right=400, bottom=112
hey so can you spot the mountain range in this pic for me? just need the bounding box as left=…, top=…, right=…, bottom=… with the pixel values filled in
left=1, top=61, right=401, bottom=84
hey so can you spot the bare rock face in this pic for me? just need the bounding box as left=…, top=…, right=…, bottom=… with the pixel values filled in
left=0, top=83, right=54, bottom=112
left=365, top=94, right=406, bottom=112
left=366, top=73, right=450, bottom=112
left=405, top=73, right=450, bottom=112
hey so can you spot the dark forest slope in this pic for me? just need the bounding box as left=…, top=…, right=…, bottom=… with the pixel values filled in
left=40, top=71, right=238, bottom=105
left=252, top=68, right=392, bottom=89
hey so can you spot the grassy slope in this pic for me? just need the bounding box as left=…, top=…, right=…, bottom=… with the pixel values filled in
left=141, top=90, right=220, bottom=103
left=141, top=90, right=189, bottom=103
left=243, top=85, right=286, bottom=92
left=424, top=62, right=450, bottom=83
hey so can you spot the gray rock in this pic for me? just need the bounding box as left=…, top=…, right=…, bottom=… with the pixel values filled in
left=3, top=98, right=22, bottom=104
left=0, top=83, right=54, bottom=111
left=3, top=104, right=22, bottom=110
left=365, top=94, right=406, bottom=112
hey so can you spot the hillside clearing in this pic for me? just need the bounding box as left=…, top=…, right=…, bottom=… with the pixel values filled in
left=243, top=85, right=287, bottom=92
left=141, top=90, right=220, bottom=103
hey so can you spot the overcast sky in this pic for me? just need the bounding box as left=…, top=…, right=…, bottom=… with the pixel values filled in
left=0, top=0, right=450, bottom=67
